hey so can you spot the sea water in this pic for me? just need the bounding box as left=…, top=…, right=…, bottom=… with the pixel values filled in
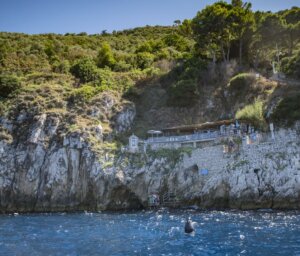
left=1, top=210, right=300, bottom=255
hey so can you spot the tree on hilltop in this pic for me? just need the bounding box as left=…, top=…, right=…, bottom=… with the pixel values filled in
left=97, top=42, right=116, bottom=69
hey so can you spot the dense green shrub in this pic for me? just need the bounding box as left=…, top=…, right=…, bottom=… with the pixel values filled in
left=168, top=79, right=198, bottom=107
left=281, top=51, right=300, bottom=79
left=70, top=58, right=101, bottom=84
left=96, top=68, right=116, bottom=91
left=113, top=60, right=132, bottom=72
left=136, top=41, right=153, bottom=53
left=135, top=52, right=155, bottom=69
left=52, top=60, right=70, bottom=74
left=163, top=34, right=190, bottom=52
left=68, top=84, right=97, bottom=103
left=271, top=93, right=300, bottom=126
left=0, top=74, right=21, bottom=98
left=228, top=73, right=256, bottom=93
left=136, top=40, right=164, bottom=54
left=97, top=42, right=116, bottom=69
left=235, top=100, right=267, bottom=129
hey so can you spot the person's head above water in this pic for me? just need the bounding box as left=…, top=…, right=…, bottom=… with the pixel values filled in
left=184, top=217, right=195, bottom=233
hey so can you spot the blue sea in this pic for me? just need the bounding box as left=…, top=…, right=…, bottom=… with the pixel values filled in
left=0, top=209, right=300, bottom=255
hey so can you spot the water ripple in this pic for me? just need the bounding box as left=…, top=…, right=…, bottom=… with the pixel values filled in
left=0, top=210, right=299, bottom=255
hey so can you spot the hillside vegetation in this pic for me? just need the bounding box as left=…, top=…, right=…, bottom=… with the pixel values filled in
left=1, top=1, right=300, bottom=142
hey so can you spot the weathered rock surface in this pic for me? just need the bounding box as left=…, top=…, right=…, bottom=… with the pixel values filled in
left=1, top=112, right=300, bottom=212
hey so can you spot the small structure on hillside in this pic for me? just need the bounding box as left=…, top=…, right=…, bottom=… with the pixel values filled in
left=128, top=134, right=139, bottom=153
left=146, top=119, right=245, bottom=149
left=147, top=130, right=162, bottom=137
left=127, top=119, right=266, bottom=152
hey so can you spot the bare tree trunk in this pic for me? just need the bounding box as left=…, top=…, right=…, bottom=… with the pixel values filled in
left=209, top=49, right=216, bottom=66
left=212, top=51, right=216, bottom=64
left=239, top=39, right=243, bottom=65
left=221, top=44, right=226, bottom=62
left=227, top=45, right=230, bottom=62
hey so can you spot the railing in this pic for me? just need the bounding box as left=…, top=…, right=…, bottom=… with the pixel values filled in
left=245, top=131, right=298, bottom=145
left=162, top=192, right=180, bottom=206
left=146, top=131, right=237, bottom=144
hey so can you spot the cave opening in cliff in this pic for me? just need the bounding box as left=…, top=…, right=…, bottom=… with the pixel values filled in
left=107, top=186, right=144, bottom=210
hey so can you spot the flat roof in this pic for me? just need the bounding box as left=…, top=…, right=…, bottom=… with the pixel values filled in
left=162, top=119, right=236, bottom=133
left=147, top=130, right=162, bottom=134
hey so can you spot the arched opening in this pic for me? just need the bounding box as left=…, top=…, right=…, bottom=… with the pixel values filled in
left=107, top=185, right=144, bottom=210
left=192, top=164, right=199, bottom=172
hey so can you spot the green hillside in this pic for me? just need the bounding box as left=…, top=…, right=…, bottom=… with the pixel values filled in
left=1, top=1, right=300, bottom=139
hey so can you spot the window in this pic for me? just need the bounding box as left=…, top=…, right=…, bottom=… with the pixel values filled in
left=131, top=138, right=137, bottom=147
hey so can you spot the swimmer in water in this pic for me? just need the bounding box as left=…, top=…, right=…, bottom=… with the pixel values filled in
left=184, top=217, right=195, bottom=233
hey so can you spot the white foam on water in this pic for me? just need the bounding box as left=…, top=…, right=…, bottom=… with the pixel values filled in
left=156, top=214, right=163, bottom=221
left=84, top=211, right=93, bottom=216
left=168, top=226, right=180, bottom=237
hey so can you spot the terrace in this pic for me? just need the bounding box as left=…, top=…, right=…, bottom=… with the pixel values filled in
left=145, top=120, right=242, bottom=145
left=128, top=119, right=259, bottom=152
left=146, top=130, right=228, bottom=144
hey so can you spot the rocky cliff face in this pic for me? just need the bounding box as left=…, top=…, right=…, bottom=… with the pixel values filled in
left=178, top=129, right=300, bottom=210
left=0, top=89, right=139, bottom=212
left=1, top=101, right=300, bottom=213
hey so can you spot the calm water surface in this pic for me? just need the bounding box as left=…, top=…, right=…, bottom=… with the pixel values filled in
left=0, top=210, right=300, bottom=256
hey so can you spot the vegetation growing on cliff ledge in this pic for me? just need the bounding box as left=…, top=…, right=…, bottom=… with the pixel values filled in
left=236, top=100, right=267, bottom=129
left=271, top=93, right=300, bottom=126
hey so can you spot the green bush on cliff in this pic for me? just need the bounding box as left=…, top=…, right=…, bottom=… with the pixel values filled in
left=68, top=84, right=97, bottom=103
left=70, top=58, right=101, bottom=84
left=135, top=52, right=155, bottom=69
left=0, top=74, right=21, bottom=98
left=236, top=100, right=267, bottom=129
left=227, top=73, right=256, bottom=95
left=161, top=57, right=206, bottom=107
left=163, top=33, right=191, bottom=52
left=168, top=79, right=198, bottom=107
left=281, top=51, right=300, bottom=79
left=52, top=60, right=70, bottom=74
left=97, top=42, right=116, bottom=69
left=271, top=93, right=300, bottom=126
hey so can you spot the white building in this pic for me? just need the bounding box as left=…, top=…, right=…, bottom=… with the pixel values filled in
left=128, top=134, right=139, bottom=153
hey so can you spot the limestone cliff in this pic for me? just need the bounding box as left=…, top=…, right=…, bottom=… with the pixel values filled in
left=1, top=101, right=300, bottom=212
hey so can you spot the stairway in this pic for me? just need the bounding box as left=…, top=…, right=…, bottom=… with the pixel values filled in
left=161, top=191, right=181, bottom=207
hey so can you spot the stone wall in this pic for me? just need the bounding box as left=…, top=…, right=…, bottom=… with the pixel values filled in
left=168, top=128, right=300, bottom=209
left=180, top=128, right=299, bottom=179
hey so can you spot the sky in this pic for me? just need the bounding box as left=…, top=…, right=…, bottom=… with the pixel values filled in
left=0, top=0, right=299, bottom=34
